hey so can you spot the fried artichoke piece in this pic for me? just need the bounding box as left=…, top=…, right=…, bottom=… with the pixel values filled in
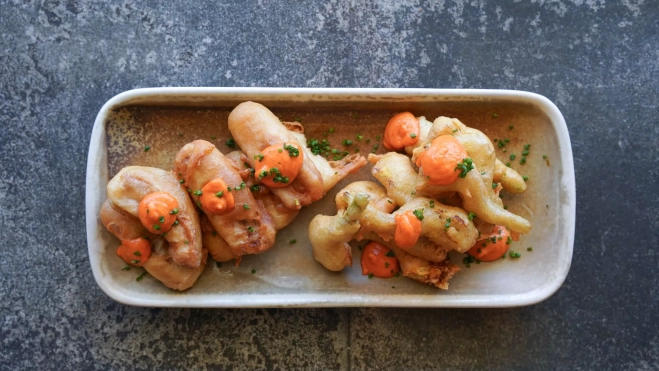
left=334, top=181, right=395, bottom=214
left=493, top=159, right=527, bottom=194
left=335, top=179, right=478, bottom=253
left=392, top=246, right=460, bottom=290
left=411, top=117, right=532, bottom=234
left=309, top=191, right=370, bottom=271
left=362, top=232, right=459, bottom=290
left=369, top=152, right=418, bottom=206
left=360, top=231, right=448, bottom=263
left=106, top=166, right=203, bottom=269
left=336, top=181, right=461, bottom=261
left=174, top=140, right=276, bottom=257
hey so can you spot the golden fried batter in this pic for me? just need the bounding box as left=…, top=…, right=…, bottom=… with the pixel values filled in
left=369, top=152, right=418, bottom=206
left=224, top=150, right=300, bottom=231
left=106, top=166, right=203, bottom=268
left=228, top=101, right=324, bottom=209
left=412, top=117, right=532, bottom=234
left=174, top=140, right=276, bottom=257
left=309, top=191, right=370, bottom=271
left=100, top=199, right=206, bottom=291
left=335, top=181, right=457, bottom=262
left=199, top=215, right=239, bottom=263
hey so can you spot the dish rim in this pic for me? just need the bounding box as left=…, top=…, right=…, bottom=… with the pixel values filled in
left=85, top=87, right=575, bottom=308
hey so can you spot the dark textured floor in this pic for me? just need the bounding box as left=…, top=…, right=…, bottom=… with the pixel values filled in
left=1, top=1, right=658, bottom=370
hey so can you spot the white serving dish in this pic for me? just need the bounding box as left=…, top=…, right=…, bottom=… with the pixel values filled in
left=86, top=88, right=575, bottom=307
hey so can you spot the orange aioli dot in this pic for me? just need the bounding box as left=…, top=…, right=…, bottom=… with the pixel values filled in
left=254, top=142, right=304, bottom=188
left=468, top=225, right=511, bottom=262
left=383, top=112, right=420, bottom=151
left=117, top=237, right=152, bottom=266
left=199, top=178, right=235, bottom=215
left=415, top=135, right=468, bottom=185
left=361, top=242, right=400, bottom=278
left=137, top=192, right=179, bottom=234
left=394, top=210, right=422, bottom=249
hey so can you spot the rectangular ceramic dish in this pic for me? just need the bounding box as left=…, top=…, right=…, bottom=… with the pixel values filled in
left=85, top=88, right=575, bottom=307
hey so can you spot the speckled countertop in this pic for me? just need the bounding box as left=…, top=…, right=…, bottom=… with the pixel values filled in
left=1, top=1, right=658, bottom=370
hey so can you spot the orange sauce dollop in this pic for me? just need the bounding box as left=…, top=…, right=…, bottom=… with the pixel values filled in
left=383, top=112, right=420, bottom=151
left=254, top=142, right=304, bottom=188
left=468, top=225, right=511, bottom=262
left=137, top=192, right=179, bottom=234
left=394, top=210, right=422, bottom=249
left=415, top=135, right=468, bottom=185
left=200, top=178, right=235, bottom=215
left=117, top=237, right=152, bottom=266
left=361, top=242, right=400, bottom=278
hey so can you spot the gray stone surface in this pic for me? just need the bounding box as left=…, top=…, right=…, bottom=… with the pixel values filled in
left=1, top=0, right=658, bottom=370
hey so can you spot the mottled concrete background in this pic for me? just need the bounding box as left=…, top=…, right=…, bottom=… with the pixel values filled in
left=1, top=0, right=658, bottom=370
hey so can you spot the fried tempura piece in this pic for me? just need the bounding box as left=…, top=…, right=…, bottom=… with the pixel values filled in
left=361, top=233, right=458, bottom=289
left=284, top=121, right=368, bottom=193
left=106, top=166, right=203, bottom=268
left=412, top=117, right=532, bottom=234
left=228, top=101, right=324, bottom=209
left=200, top=215, right=238, bottom=262
left=335, top=181, right=395, bottom=213
left=100, top=199, right=151, bottom=240
left=346, top=183, right=459, bottom=288
left=391, top=245, right=460, bottom=289
left=398, top=198, right=478, bottom=253
left=100, top=199, right=206, bottom=291
left=403, top=116, right=433, bottom=155
left=357, top=197, right=478, bottom=253
left=309, top=192, right=370, bottom=271
left=174, top=140, right=276, bottom=256
left=225, top=150, right=300, bottom=230
left=360, top=231, right=448, bottom=263
left=493, top=159, right=527, bottom=194
left=369, top=152, right=418, bottom=206
left=145, top=237, right=208, bottom=291
left=335, top=182, right=456, bottom=262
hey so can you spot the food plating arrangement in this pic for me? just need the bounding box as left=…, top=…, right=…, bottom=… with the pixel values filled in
left=99, top=101, right=537, bottom=291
